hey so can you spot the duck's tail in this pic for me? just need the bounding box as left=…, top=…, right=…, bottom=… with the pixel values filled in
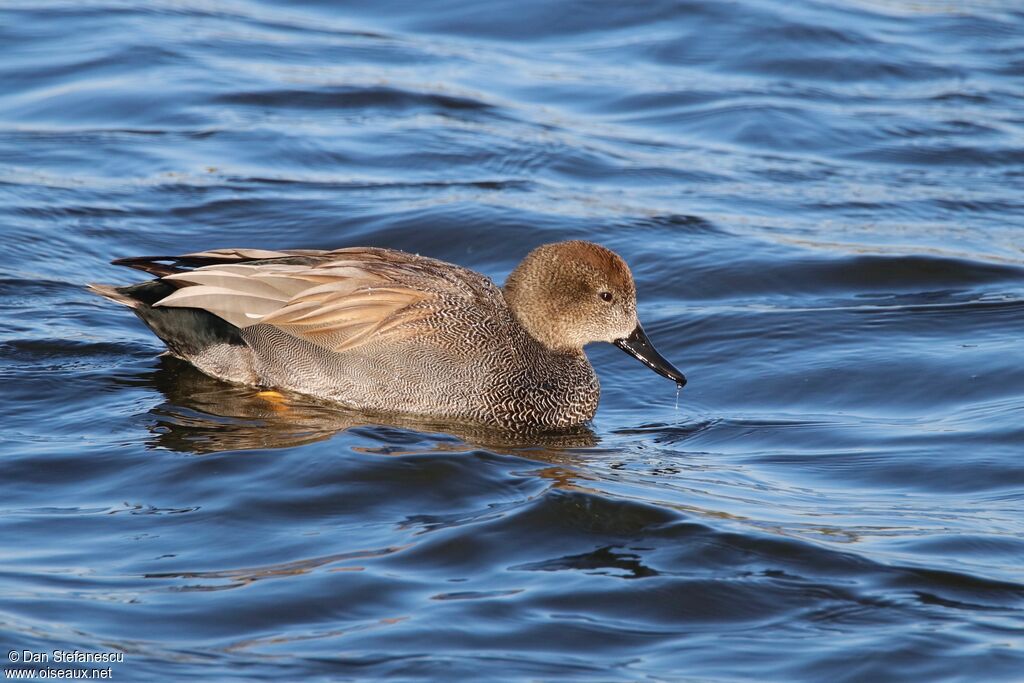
left=86, top=283, right=141, bottom=308
left=87, top=279, right=249, bottom=369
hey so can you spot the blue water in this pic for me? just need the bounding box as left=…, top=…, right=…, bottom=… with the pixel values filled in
left=2, top=0, right=1024, bottom=680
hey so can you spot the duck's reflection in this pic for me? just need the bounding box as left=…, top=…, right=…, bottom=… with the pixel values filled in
left=143, top=356, right=598, bottom=456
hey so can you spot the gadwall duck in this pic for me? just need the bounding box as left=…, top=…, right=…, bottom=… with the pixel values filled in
left=89, top=241, right=685, bottom=430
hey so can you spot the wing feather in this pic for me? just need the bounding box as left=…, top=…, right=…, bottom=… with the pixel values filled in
left=181, top=248, right=320, bottom=261
left=155, top=286, right=285, bottom=328
left=163, top=270, right=290, bottom=300
left=147, top=248, right=478, bottom=353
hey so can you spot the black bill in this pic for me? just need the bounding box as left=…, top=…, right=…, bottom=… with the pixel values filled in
left=614, top=324, right=687, bottom=387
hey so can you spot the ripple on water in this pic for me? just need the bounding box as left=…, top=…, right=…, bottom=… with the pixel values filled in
left=1, top=0, right=1023, bottom=680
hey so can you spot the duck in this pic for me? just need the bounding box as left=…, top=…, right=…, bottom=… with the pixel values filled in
left=88, top=240, right=685, bottom=431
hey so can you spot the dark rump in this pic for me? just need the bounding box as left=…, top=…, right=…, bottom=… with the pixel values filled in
left=91, top=279, right=245, bottom=356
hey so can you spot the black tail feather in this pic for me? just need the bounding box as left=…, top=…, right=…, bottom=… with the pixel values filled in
left=110, top=256, right=188, bottom=277
left=111, top=249, right=333, bottom=279
left=111, top=254, right=261, bottom=277
left=88, top=279, right=245, bottom=356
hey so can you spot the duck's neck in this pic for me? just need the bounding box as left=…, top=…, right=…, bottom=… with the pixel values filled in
left=502, top=286, right=579, bottom=355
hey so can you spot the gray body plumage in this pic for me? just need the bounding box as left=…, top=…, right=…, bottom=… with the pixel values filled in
left=240, top=320, right=598, bottom=430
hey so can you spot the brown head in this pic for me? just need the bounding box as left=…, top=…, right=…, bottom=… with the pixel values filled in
left=504, top=241, right=686, bottom=386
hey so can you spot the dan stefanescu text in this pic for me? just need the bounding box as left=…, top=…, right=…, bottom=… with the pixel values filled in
left=10, top=650, right=124, bottom=664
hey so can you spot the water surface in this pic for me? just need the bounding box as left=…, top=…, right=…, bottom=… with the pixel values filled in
left=2, top=0, right=1023, bottom=680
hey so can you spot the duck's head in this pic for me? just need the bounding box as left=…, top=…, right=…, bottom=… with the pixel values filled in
left=504, top=240, right=686, bottom=387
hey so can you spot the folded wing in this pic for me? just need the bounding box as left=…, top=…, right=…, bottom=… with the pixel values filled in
left=151, top=247, right=479, bottom=353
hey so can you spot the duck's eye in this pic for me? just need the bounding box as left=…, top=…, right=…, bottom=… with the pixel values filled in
left=599, top=291, right=613, bottom=303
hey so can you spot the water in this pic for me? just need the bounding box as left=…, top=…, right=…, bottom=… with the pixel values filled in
left=2, top=0, right=1023, bottom=680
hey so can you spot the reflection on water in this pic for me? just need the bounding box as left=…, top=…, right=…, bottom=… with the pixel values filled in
left=145, top=545, right=408, bottom=591
left=146, top=356, right=598, bottom=455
